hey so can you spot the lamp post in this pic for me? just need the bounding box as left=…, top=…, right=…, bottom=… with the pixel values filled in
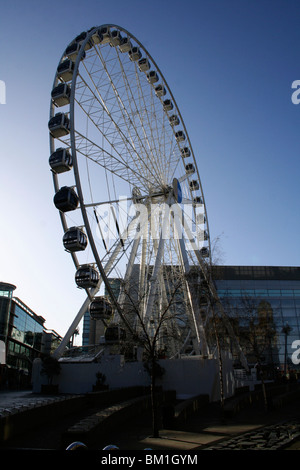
left=282, top=323, right=292, bottom=377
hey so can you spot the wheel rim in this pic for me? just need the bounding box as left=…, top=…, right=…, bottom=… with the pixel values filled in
left=49, top=24, right=212, bottom=358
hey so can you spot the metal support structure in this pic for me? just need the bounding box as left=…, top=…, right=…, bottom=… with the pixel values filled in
left=52, top=214, right=139, bottom=359
left=49, top=25, right=215, bottom=362
left=182, top=213, right=249, bottom=370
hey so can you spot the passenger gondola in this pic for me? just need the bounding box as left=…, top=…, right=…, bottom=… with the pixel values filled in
left=89, top=28, right=103, bottom=45
left=169, top=115, right=180, bottom=126
left=104, top=324, right=126, bottom=342
left=110, top=30, right=122, bottom=46
left=189, top=180, right=199, bottom=191
left=200, top=247, right=209, bottom=258
left=175, top=130, right=185, bottom=142
left=75, top=264, right=99, bottom=289
left=74, top=31, right=93, bottom=50
left=63, top=227, right=87, bottom=252
left=138, top=58, right=151, bottom=72
left=193, top=196, right=203, bottom=205
left=196, top=213, right=206, bottom=224
left=49, top=148, right=72, bottom=174
left=185, top=163, right=195, bottom=175
left=163, top=99, right=173, bottom=111
left=99, top=26, right=111, bottom=43
left=155, top=85, right=166, bottom=97
left=198, top=230, right=208, bottom=241
left=65, top=42, right=86, bottom=63
left=56, top=59, right=75, bottom=82
left=147, top=70, right=159, bottom=84
left=181, top=147, right=190, bottom=158
left=129, top=47, right=142, bottom=61
left=89, top=297, right=112, bottom=320
left=53, top=186, right=79, bottom=212
left=48, top=113, right=70, bottom=138
left=51, top=83, right=71, bottom=107
left=119, top=37, right=132, bottom=53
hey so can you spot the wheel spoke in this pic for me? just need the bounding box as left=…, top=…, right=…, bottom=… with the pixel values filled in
left=49, top=24, right=212, bottom=360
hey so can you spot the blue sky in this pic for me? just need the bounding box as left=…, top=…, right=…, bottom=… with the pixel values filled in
left=0, top=0, right=300, bottom=339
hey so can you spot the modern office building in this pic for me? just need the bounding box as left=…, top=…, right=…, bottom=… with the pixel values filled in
left=80, top=265, right=300, bottom=379
left=214, top=265, right=300, bottom=376
left=0, top=282, right=16, bottom=343
left=0, top=282, right=62, bottom=389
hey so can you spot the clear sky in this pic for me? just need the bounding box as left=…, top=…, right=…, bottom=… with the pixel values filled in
left=0, top=0, right=299, bottom=340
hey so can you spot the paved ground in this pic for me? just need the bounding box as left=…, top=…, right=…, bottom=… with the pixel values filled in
left=1, top=390, right=300, bottom=451
left=103, top=398, right=300, bottom=451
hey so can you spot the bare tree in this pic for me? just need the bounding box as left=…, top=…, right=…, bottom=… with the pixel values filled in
left=224, top=295, right=277, bottom=410
left=112, top=277, right=185, bottom=438
left=200, top=236, right=232, bottom=419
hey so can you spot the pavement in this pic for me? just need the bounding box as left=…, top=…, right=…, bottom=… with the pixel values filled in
left=103, top=398, right=300, bottom=451
left=1, top=389, right=300, bottom=451
left=0, top=390, right=64, bottom=410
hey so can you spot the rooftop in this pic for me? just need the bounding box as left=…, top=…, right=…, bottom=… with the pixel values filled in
left=213, top=266, right=300, bottom=281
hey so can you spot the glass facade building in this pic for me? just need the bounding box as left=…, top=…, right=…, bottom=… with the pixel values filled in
left=82, top=312, right=91, bottom=347
left=10, top=298, right=45, bottom=357
left=0, top=282, right=16, bottom=342
left=214, top=266, right=300, bottom=375
left=81, top=266, right=300, bottom=377
left=0, top=283, right=62, bottom=389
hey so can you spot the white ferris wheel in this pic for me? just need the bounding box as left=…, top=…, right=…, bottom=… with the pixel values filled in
left=48, top=24, right=215, bottom=361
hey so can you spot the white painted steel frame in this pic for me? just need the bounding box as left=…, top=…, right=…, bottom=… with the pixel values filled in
left=50, top=24, right=213, bottom=359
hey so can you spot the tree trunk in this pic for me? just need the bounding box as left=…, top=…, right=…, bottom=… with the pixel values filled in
left=217, top=342, right=225, bottom=421
left=212, top=308, right=225, bottom=421
left=258, top=364, right=268, bottom=412
left=151, top=361, right=160, bottom=438
left=262, top=377, right=268, bottom=412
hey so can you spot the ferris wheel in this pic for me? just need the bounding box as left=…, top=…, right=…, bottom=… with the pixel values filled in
left=49, top=25, right=213, bottom=360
